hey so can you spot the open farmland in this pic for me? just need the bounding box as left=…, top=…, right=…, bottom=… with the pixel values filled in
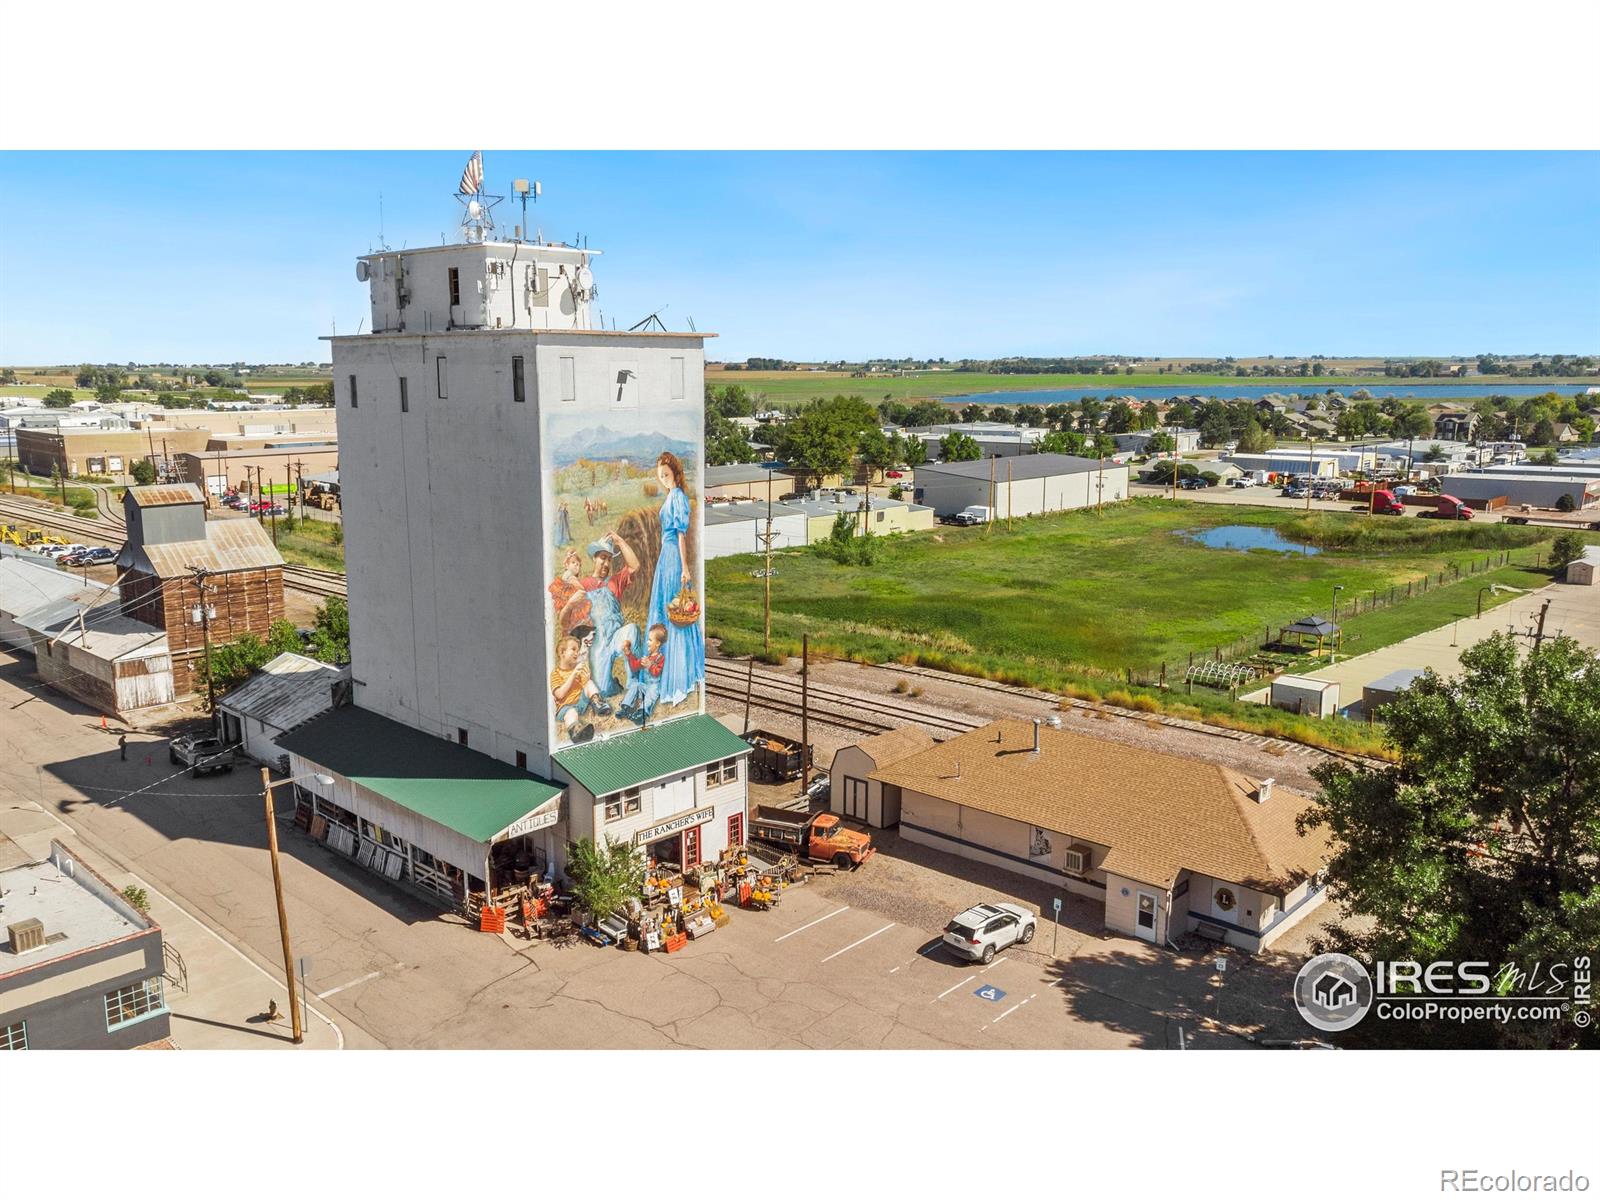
left=705, top=499, right=1551, bottom=686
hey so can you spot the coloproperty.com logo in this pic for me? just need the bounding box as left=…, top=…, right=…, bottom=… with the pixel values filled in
left=1293, top=953, right=1593, bottom=1033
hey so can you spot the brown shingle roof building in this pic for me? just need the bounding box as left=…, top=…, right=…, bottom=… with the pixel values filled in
left=870, top=719, right=1331, bottom=952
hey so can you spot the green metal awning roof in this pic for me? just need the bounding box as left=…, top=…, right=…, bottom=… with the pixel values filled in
left=553, top=714, right=751, bottom=798
left=279, top=706, right=563, bottom=845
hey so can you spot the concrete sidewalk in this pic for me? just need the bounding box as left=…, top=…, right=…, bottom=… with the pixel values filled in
left=1243, top=581, right=1600, bottom=710
left=0, top=802, right=343, bottom=1051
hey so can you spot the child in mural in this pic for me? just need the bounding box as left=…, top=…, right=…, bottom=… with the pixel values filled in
left=548, top=549, right=589, bottom=634
left=557, top=530, right=640, bottom=699
left=647, top=451, right=704, bottom=705
left=549, top=629, right=613, bottom=744
left=618, top=623, right=668, bottom=726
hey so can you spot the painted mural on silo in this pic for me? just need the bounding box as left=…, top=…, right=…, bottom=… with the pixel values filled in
left=544, top=407, right=704, bottom=746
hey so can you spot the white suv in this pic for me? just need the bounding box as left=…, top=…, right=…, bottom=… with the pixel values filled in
left=942, top=902, right=1037, bottom=963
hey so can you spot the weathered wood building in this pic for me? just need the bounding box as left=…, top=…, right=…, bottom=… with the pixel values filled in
left=115, top=484, right=286, bottom=696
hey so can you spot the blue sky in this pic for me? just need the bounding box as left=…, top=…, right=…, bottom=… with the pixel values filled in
left=1, top=151, right=1595, bottom=365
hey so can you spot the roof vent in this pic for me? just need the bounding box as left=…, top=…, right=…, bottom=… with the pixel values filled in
left=1255, top=778, right=1275, bottom=805
left=7, top=917, right=45, bottom=954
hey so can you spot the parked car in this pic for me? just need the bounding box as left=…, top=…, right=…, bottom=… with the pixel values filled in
left=59, top=547, right=108, bottom=566
left=942, top=902, right=1037, bottom=964
left=1226, top=477, right=1254, bottom=489
left=223, top=495, right=249, bottom=510
left=1178, top=476, right=1207, bottom=490
left=946, top=505, right=992, bottom=526
left=40, top=543, right=88, bottom=559
left=169, top=734, right=235, bottom=777
left=83, top=547, right=117, bottom=564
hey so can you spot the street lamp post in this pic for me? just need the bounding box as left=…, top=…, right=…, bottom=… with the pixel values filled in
left=258, top=769, right=334, bottom=1045
left=1331, top=585, right=1344, bottom=664
left=758, top=460, right=787, bottom=655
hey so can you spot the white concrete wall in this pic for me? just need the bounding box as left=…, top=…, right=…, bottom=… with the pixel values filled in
left=333, top=328, right=704, bottom=775
left=703, top=513, right=808, bottom=559
left=361, top=243, right=597, bottom=336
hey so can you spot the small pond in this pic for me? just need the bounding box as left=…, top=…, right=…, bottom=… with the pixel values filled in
left=1185, top=525, right=1321, bottom=555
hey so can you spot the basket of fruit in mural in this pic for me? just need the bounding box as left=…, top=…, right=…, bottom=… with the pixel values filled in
left=666, top=586, right=701, bottom=627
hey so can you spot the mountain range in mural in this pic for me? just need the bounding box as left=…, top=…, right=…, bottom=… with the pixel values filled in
left=550, top=424, right=696, bottom=466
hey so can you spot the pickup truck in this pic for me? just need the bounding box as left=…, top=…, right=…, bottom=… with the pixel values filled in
left=169, top=734, right=236, bottom=777
left=946, top=505, right=991, bottom=526
left=748, top=806, right=874, bottom=869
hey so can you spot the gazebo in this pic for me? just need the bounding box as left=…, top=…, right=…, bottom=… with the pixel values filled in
left=1280, top=615, right=1340, bottom=656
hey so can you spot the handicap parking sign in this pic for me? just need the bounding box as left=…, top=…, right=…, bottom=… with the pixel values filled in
left=975, top=985, right=1006, bottom=1003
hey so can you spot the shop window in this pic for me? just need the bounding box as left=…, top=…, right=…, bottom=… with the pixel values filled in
left=706, top=757, right=739, bottom=787
left=0, top=1021, right=25, bottom=1050
left=604, top=788, right=642, bottom=822
left=105, top=977, right=166, bottom=1030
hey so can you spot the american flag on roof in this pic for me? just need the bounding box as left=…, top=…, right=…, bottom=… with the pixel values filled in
left=458, top=151, right=483, bottom=195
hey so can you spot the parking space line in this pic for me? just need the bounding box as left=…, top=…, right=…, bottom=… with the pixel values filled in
left=773, top=905, right=850, bottom=943
left=317, top=969, right=385, bottom=999
left=982, top=993, right=1036, bottom=1031
left=934, top=974, right=977, bottom=1002
left=980, top=956, right=1007, bottom=974
left=820, top=922, right=894, bottom=963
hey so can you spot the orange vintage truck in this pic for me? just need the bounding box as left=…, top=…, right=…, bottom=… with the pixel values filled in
left=749, top=806, right=874, bottom=870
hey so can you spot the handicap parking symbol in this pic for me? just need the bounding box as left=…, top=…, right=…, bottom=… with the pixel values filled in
left=975, top=985, right=1006, bottom=1003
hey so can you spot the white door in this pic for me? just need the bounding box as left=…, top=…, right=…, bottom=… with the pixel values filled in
left=841, top=776, right=868, bottom=822
left=1134, top=891, right=1159, bottom=943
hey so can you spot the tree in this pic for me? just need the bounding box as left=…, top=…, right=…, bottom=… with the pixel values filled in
left=1104, top=401, right=1135, bottom=434
left=1531, top=418, right=1557, bottom=446
left=129, top=458, right=157, bottom=486
left=1235, top=418, right=1274, bottom=454
left=1548, top=533, right=1585, bottom=570
left=1165, top=401, right=1194, bottom=429
left=41, top=388, right=75, bottom=408
left=307, top=596, right=349, bottom=664
left=1555, top=493, right=1577, bottom=513
left=938, top=432, right=982, bottom=462
left=198, top=620, right=303, bottom=700
left=1076, top=398, right=1104, bottom=433
left=1423, top=443, right=1448, bottom=463
left=774, top=395, right=877, bottom=486
left=564, top=836, right=646, bottom=924
left=1392, top=406, right=1433, bottom=441
left=958, top=403, right=986, bottom=423
left=1038, top=429, right=1088, bottom=457
left=1145, top=431, right=1175, bottom=455
left=95, top=381, right=124, bottom=405
left=1299, top=633, right=1600, bottom=1049
left=857, top=427, right=894, bottom=481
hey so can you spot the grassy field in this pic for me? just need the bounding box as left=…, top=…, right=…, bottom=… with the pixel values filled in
left=704, top=500, right=1562, bottom=752
left=707, top=368, right=1591, bottom=408
left=272, top=517, right=345, bottom=571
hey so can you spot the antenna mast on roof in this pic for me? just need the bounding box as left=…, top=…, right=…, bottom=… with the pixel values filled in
left=454, top=151, right=502, bottom=244
left=629, top=307, right=669, bottom=333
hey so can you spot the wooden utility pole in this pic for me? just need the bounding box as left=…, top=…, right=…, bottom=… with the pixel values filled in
left=1171, top=450, right=1179, bottom=500
left=186, top=564, right=218, bottom=720
left=294, top=459, right=305, bottom=521
left=799, top=633, right=811, bottom=795
left=259, top=767, right=304, bottom=1045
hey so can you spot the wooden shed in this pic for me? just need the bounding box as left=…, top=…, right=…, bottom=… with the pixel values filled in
left=829, top=727, right=937, bottom=828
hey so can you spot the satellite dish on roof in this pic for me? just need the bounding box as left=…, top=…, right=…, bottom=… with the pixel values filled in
left=467, top=199, right=483, bottom=220
left=355, top=261, right=370, bottom=282
left=577, top=266, right=594, bottom=292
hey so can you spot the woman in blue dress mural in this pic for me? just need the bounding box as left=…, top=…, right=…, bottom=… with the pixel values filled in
left=647, top=451, right=704, bottom=706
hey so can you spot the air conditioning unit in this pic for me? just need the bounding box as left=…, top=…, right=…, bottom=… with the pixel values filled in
left=1063, top=845, right=1091, bottom=874
left=7, top=917, right=45, bottom=955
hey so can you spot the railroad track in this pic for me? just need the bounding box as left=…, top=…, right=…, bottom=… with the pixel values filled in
left=705, top=658, right=982, bottom=737
left=1, top=496, right=349, bottom=603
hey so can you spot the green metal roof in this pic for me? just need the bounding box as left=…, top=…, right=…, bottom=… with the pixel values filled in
left=553, top=714, right=751, bottom=797
left=279, top=706, right=563, bottom=845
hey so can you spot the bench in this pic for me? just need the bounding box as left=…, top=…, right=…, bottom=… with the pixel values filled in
left=1194, top=921, right=1229, bottom=944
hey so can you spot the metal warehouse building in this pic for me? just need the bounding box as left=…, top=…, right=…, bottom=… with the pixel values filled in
left=703, top=502, right=809, bottom=560
left=913, top=453, right=1129, bottom=518
left=1439, top=472, right=1599, bottom=511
